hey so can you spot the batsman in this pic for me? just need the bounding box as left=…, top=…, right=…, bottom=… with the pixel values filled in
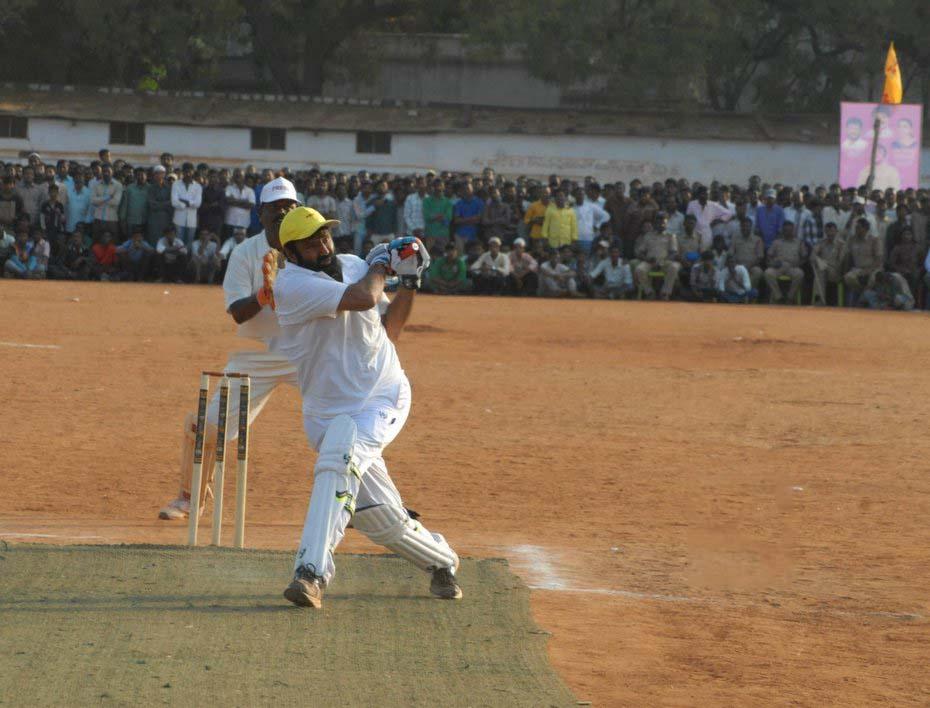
left=272, top=207, right=462, bottom=608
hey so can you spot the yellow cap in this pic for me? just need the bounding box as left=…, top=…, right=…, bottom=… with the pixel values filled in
left=278, top=207, right=340, bottom=248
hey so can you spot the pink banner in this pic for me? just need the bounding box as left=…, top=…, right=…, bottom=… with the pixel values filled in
left=839, top=102, right=922, bottom=190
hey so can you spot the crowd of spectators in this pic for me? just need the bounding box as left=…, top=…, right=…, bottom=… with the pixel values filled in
left=1, top=148, right=928, bottom=311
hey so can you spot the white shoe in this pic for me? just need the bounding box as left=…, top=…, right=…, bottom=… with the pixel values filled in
left=158, top=495, right=191, bottom=520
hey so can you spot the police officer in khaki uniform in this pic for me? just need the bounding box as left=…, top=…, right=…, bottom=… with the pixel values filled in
left=764, top=221, right=806, bottom=303
left=634, top=211, right=680, bottom=299
left=730, top=217, right=764, bottom=291
left=844, top=217, right=882, bottom=301
left=811, top=221, right=846, bottom=305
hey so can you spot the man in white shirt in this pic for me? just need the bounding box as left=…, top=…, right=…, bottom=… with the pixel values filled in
left=403, top=176, right=427, bottom=238
left=158, top=177, right=301, bottom=520
left=574, top=185, right=611, bottom=253
left=717, top=254, right=756, bottom=302
left=220, top=227, right=247, bottom=262
left=171, top=162, right=203, bottom=245
left=155, top=226, right=189, bottom=283
left=590, top=245, right=633, bottom=299
left=272, top=207, right=460, bottom=608
left=469, top=235, right=510, bottom=294
left=539, top=249, right=579, bottom=297
left=224, top=168, right=256, bottom=238
left=686, top=187, right=734, bottom=250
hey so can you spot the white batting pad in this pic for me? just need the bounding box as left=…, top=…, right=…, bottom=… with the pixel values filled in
left=352, top=503, right=458, bottom=572
left=293, top=415, right=362, bottom=581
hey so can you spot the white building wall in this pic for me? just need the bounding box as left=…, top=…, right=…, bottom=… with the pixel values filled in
left=2, top=117, right=928, bottom=187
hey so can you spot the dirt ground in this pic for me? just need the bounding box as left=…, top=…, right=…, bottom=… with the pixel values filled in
left=2, top=280, right=930, bottom=706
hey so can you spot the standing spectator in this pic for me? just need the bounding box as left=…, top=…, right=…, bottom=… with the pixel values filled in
left=784, top=192, right=815, bottom=244
left=686, top=187, right=734, bottom=250
left=810, top=222, right=846, bottom=306
left=223, top=168, right=255, bottom=240
left=426, top=242, right=469, bottom=294
left=730, top=217, right=764, bottom=293
left=39, top=184, right=67, bottom=253
left=119, top=167, right=149, bottom=240
left=189, top=228, right=220, bottom=284
left=3, top=231, right=40, bottom=278
left=590, top=246, right=634, bottom=299
left=481, top=187, right=512, bottom=245
left=717, top=254, right=757, bottom=303
left=366, top=180, right=397, bottom=245
left=469, top=236, right=510, bottom=294
left=843, top=217, right=882, bottom=303
left=54, top=160, right=73, bottom=206
left=763, top=222, right=806, bottom=304
left=116, top=228, right=155, bottom=281
left=146, top=166, right=173, bottom=247
left=156, top=226, right=188, bottom=282
left=507, top=237, right=539, bottom=296
left=15, top=166, right=47, bottom=225
left=91, top=232, right=120, bottom=280
left=755, top=188, right=785, bottom=249
left=0, top=175, right=23, bottom=229
left=539, top=249, right=579, bottom=297
left=574, top=185, right=611, bottom=253
left=352, top=181, right=376, bottom=254
left=664, top=198, right=684, bottom=237
left=90, top=163, right=123, bottom=241
left=249, top=168, right=273, bottom=235
left=861, top=270, right=915, bottom=310
left=171, top=163, right=202, bottom=245
left=333, top=183, right=356, bottom=250
left=634, top=212, right=680, bottom=300
left=403, top=176, right=427, bottom=239
left=689, top=251, right=719, bottom=301
left=198, top=173, right=225, bottom=237
left=523, top=185, right=551, bottom=251
left=422, top=178, right=454, bottom=253
left=541, top=191, right=578, bottom=249
left=452, top=182, right=484, bottom=253
left=65, top=173, right=91, bottom=235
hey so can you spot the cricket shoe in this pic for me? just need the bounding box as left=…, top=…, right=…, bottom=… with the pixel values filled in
left=284, top=566, right=325, bottom=609
left=430, top=560, right=463, bottom=600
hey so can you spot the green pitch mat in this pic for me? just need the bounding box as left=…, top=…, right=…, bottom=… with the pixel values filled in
left=0, top=544, right=576, bottom=707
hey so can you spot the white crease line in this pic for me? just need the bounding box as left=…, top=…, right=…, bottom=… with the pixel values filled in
left=0, top=341, right=61, bottom=350
left=1, top=533, right=108, bottom=540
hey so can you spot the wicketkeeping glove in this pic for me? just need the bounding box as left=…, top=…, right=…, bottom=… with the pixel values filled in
left=365, top=243, right=391, bottom=269
left=388, top=237, right=431, bottom=290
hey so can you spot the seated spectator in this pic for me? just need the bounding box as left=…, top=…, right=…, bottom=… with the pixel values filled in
left=810, top=222, right=846, bottom=306
left=48, top=231, right=92, bottom=280
left=0, top=227, right=14, bottom=266
left=634, top=212, right=680, bottom=300
left=116, top=228, right=155, bottom=282
left=426, top=242, right=469, bottom=295
left=30, top=227, right=50, bottom=278
left=710, top=233, right=728, bottom=272
left=539, top=249, right=580, bottom=297
left=861, top=270, right=915, bottom=311
left=763, top=221, right=805, bottom=304
left=718, top=254, right=757, bottom=303
left=219, top=227, right=247, bottom=280
left=843, top=217, right=882, bottom=304
left=689, top=251, right=719, bottom=302
left=91, top=232, right=119, bottom=281
left=507, top=237, right=538, bottom=296
left=156, top=226, right=188, bottom=283
left=189, top=228, right=221, bottom=284
left=469, top=236, right=510, bottom=294
left=3, top=231, right=40, bottom=279
left=888, top=226, right=920, bottom=293
left=590, top=246, right=634, bottom=299
left=730, top=217, right=764, bottom=292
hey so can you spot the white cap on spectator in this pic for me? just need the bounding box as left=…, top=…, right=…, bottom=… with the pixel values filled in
left=261, top=176, right=298, bottom=204
left=488, top=236, right=502, bottom=246
left=764, top=188, right=776, bottom=198
left=513, top=237, right=526, bottom=247
left=153, top=165, right=166, bottom=173
left=853, top=196, right=866, bottom=204
left=598, top=239, right=609, bottom=248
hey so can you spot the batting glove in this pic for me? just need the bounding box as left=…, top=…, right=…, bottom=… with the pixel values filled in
left=388, top=237, right=431, bottom=290
left=365, top=243, right=391, bottom=269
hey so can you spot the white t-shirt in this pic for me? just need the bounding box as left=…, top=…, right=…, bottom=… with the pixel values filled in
left=225, top=184, right=256, bottom=228
left=223, top=231, right=282, bottom=342
left=273, top=254, right=402, bottom=418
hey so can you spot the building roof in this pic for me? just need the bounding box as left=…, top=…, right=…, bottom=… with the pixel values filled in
left=0, top=84, right=845, bottom=144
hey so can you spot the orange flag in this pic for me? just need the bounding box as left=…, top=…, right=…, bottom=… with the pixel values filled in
left=882, top=42, right=903, bottom=104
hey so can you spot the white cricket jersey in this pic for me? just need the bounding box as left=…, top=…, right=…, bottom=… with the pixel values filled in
left=223, top=231, right=282, bottom=343
left=273, top=254, right=403, bottom=418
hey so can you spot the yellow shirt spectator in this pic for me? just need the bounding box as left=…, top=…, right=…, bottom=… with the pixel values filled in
left=541, top=202, right=578, bottom=248
left=523, top=199, right=549, bottom=239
